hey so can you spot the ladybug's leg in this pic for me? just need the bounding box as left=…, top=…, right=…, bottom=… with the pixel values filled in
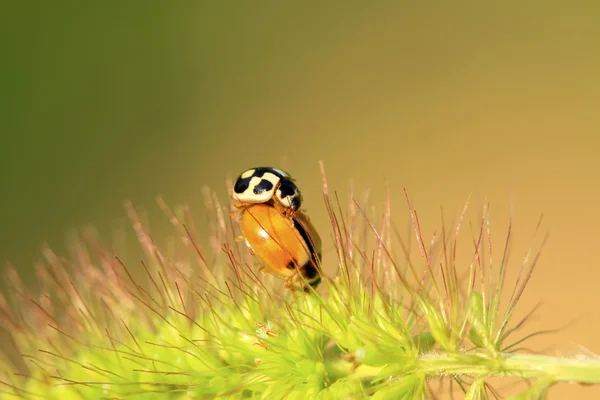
left=284, top=276, right=294, bottom=290
left=285, top=273, right=306, bottom=292
left=284, top=276, right=308, bottom=299
left=283, top=209, right=297, bottom=219
left=228, top=204, right=245, bottom=220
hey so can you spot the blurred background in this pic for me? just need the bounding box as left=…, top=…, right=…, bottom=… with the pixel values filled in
left=2, top=2, right=600, bottom=397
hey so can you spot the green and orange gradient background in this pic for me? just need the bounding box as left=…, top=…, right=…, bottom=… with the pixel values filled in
left=2, top=3, right=600, bottom=398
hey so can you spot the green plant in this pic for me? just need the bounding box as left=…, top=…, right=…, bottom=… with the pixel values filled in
left=1, top=163, right=599, bottom=399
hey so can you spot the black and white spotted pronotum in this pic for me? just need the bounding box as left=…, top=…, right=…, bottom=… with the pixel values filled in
left=232, top=167, right=302, bottom=213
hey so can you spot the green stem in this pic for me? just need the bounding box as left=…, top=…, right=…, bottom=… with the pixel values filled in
left=417, top=352, right=600, bottom=384
left=327, top=351, right=600, bottom=385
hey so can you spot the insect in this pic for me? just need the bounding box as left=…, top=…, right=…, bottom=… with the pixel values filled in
left=239, top=203, right=322, bottom=292
left=232, top=167, right=302, bottom=216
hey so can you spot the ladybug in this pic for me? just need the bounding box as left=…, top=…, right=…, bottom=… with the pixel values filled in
left=239, top=203, right=322, bottom=292
left=232, top=167, right=302, bottom=216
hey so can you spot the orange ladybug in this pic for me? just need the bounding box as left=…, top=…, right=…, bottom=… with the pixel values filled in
left=239, top=203, right=322, bottom=292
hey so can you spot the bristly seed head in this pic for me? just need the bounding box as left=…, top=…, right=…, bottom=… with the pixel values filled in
left=0, top=162, right=594, bottom=399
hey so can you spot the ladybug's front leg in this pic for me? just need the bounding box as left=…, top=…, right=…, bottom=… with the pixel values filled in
left=284, top=275, right=294, bottom=290
left=282, top=209, right=298, bottom=219
left=228, top=203, right=245, bottom=221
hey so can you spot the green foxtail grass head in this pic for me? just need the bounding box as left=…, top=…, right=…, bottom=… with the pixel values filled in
left=1, top=162, right=599, bottom=399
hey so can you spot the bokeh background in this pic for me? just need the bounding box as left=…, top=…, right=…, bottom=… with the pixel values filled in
left=2, top=2, right=600, bottom=398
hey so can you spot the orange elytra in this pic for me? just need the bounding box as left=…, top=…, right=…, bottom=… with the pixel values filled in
left=239, top=203, right=322, bottom=292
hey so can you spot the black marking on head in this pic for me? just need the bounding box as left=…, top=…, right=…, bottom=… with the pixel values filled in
left=253, top=179, right=274, bottom=195
left=233, top=177, right=251, bottom=194
left=286, top=261, right=296, bottom=270
left=253, top=167, right=287, bottom=179
left=234, top=167, right=282, bottom=193
left=278, top=179, right=297, bottom=199
left=277, top=180, right=302, bottom=210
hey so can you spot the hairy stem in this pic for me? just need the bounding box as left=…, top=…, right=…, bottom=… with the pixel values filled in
left=414, top=352, right=600, bottom=384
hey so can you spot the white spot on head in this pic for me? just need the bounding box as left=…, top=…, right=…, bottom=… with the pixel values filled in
left=262, top=173, right=280, bottom=187
left=241, top=169, right=256, bottom=179
left=236, top=176, right=276, bottom=203
left=276, top=191, right=292, bottom=208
